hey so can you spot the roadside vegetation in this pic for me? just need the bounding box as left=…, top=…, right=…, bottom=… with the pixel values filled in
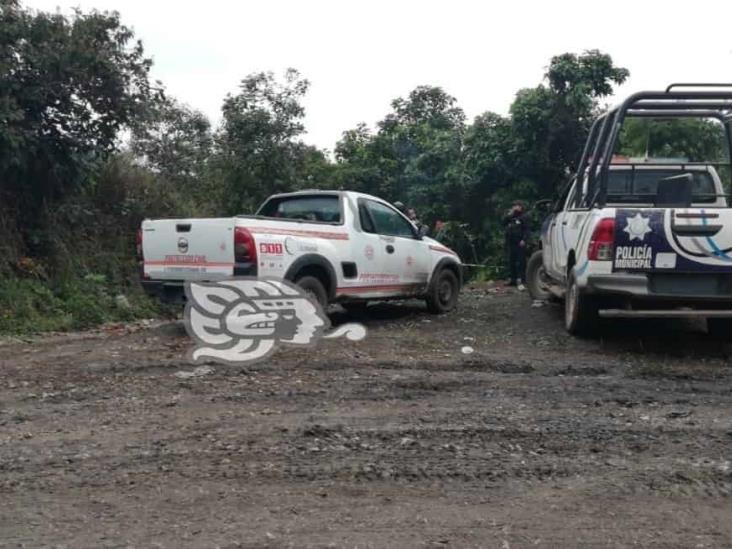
left=0, top=0, right=727, bottom=334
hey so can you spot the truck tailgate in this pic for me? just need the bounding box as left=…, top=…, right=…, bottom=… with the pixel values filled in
left=614, top=208, right=732, bottom=273
left=141, top=218, right=235, bottom=281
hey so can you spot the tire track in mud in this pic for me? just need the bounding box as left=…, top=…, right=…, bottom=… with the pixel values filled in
left=2, top=287, right=732, bottom=546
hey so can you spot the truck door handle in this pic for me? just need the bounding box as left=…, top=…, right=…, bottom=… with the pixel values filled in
left=386, top=245, right=395, bottom=254
left=562, top=220, right=568, bottom=225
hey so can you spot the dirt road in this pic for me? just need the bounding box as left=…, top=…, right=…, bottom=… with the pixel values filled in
left=1, top=284, right=731, bottom=547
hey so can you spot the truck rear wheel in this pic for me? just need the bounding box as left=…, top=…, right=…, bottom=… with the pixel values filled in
left=565, top=270, right=598, bottom=336
left=526, top=250, right=552, bottom=301
left=295, top=275, right=328, bottom=310
left=426, top=269, right=459, bottom=314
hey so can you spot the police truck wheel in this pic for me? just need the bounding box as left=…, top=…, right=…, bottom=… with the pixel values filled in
left=426, top=269, right=459, bottom=314
left=526, top=250, right=552, bottom=301
left=295, top=275, right=328, bottom=310
left=565, top=269, right=598, bottom=336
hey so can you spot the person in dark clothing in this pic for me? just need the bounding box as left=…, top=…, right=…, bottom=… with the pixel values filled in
left=503, top=201, right=529, bottom=289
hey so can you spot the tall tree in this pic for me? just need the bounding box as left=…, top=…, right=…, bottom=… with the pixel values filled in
left=510, top=50, right=629, bottom=196
left=130, top=98, right=212, bottom=185
left=213, top=68, right=319, bottom=213
left=461, top=112, right=518, bottom=226
left=336, top=85, right=465, bottom=220
left=0, top=1, right=155, bottom=217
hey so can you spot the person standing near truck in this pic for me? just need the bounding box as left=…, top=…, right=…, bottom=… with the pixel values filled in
left=503, top=201, right=529, bottom=290
left=406, top=206, right=421, bottom=229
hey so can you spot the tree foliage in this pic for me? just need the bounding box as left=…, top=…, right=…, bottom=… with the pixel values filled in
left=334, top=50, right=631, bottom=260
left=618, top=118, right=728, bottom=162
left=4, top=0, right=728, bottom=293
left=0, top=1, right=155, bottom=215
left=509, top=50, right=630, bottom=196
left=335, top=85, right=465, bottom=221
left=130, top=98, right=212, bottom=185
left=212, top=68, right=331, bottom=213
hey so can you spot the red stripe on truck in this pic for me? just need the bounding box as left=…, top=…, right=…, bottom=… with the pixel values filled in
left=429, top=245, right=458, bottom=256
left=248, top=227, right=349, bottom=240
left=336, top=283, right=423, bottom=294
left=144, top=261, right=234, bottom=267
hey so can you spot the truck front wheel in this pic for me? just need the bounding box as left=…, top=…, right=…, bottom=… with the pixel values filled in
left=526, top=250, right=552, bottom=301
left=426, top=269, right=459, bottom=314
left=565, top=270, right=598, bottom=336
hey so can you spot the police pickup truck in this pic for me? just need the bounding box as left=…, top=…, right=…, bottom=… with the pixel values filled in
left=138, top=190, right=462, bottom=313
left=526, top=84, right=732, bottom=336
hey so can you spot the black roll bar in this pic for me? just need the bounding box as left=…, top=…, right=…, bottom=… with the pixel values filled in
left=630, top=101, right=732, bottom=110
left=627, top=110, right=729, bottom=120
left=584, top=110, right=618, bottom=207
left=570, top=114, right=605, bottom=207
left=572, top=84, right=732, bottom=208
left=666, top=83, right=732, bottom=93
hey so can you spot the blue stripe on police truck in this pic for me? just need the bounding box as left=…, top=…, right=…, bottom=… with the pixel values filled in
left=700, top=209, right=732, bottom=262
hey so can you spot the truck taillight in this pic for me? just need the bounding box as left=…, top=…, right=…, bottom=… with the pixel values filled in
left=588, top=217, right=615, bottom=261
left=136, top=228, right=143, bottom=260
left=234, top=227, right=257, bottom=264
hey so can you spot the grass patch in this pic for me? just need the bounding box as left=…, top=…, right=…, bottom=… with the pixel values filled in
left=0, top=275, right=161, bottom=334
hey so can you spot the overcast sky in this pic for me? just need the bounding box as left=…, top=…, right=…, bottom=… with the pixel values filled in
left=27, top=0, right=732, bottom=151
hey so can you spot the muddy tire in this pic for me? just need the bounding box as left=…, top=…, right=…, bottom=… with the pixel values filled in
left=295, top=275, right=328, bottom=309
left=426, top=269, right=459, bottom=314
left=565, top=269, right=598, bottom=336
left=707, top=318, right=732, bottom=338
left=526, top=250, right=552, bottom=301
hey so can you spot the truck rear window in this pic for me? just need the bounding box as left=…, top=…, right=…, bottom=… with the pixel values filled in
left=257, top=195, right=341, bottom=223
left=606, top=170, right=717, bottom=203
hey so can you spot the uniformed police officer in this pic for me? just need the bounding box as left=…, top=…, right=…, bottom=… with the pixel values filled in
left=503, top=201, right=529, bottom=290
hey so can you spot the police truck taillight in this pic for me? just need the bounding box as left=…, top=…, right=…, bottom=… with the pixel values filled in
left=234, top=227, right=257, bottom=264
left=587, top=217, right=615, bottom=261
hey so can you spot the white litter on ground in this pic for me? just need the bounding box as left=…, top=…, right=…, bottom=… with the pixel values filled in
left=174, top=365, right=215, bottom=379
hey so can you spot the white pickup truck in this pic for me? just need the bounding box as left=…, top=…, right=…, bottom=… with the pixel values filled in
left=528, top=163, right=732, bottom=335
left=524, top=82, right=732, bottom=335
left=138, top=190, right=462, bottom=313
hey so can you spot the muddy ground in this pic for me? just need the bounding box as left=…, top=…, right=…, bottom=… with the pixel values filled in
left=1, top=283, right=731, bottom=548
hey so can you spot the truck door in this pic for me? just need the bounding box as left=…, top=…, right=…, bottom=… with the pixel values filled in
left=553, top=181, right=591, bottom=278
left=359, top=199, right=430, bottom=294
left=546, top=181, right=575, bottom=279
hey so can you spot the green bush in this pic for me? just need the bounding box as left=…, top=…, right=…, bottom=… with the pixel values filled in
left=0, top=275, right=161, bottom=334
left=0, top=278, right=70, bottom=333
left=0, top=155, right=181, bottom=335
